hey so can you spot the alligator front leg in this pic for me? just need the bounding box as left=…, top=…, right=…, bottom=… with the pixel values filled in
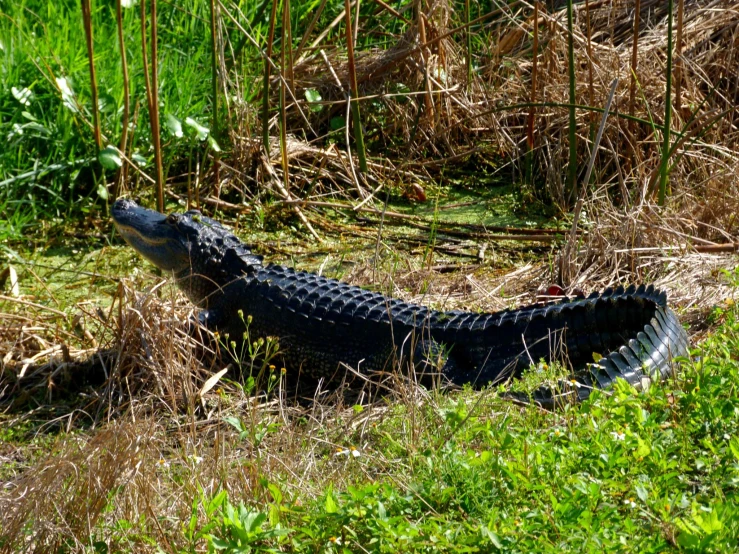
left=400, top=335, right=461, bottom=386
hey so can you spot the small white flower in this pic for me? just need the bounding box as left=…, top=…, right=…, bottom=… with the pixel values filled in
left=611, top=431, right=626, bottom=441
left=624, top=498, right=636, bottom=508
left=328, top=536, right=342, bottom=546
left=550, top=427, right=564, bottom=438
left=156, top=458, right=170, bottom=468
left=335, top=446, right=361, bottom=458
left=190, top=455, right=204, bottom=465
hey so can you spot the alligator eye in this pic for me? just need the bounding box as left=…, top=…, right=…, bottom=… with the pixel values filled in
left=167, top=214, right=178, bottom=224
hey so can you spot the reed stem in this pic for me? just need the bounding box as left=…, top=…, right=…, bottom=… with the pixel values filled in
left=115, top=0, right=130, bottom=198
left=81, top=0, right=102, bottom=151
left=658, top=0, right=674, bottom=206
left=566, top=0, right=577, bottom=201
left=344, top=0, right=368, bottom=174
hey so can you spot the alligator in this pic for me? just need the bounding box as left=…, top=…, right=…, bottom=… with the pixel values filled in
left=112, top=198, right=689, bottom=408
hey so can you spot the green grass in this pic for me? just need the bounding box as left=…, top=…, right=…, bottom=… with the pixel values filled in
left=60, top=300, right=736, bottom=553
left=1, top=0, right=425, bottom=240
left=0, top=0, right=221, bottom=237
left=194, top=310, right=737, bottom=552
left=2, top=243, right=737, bottom=553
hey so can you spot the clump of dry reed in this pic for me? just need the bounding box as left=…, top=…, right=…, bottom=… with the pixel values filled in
left=0, top=278, right=452, bottom=551
left=230, top=1, right=735, bottom=231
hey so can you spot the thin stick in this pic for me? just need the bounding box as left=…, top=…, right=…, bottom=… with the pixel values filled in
left=221, top=0, right=316, bottom=136
left=582, top=79, right=618, bottom=188
left=417, top=3, right=434, bottom=123
left=465, top=0, right=471, bottom=91
left=209, top=0, right=219, bottom=140
left=150, top=0, right=164, bottom=212
left=279, top=0, right=289, bottom=192
left=294, top=0, right=329, bottom=61
left=565, top=0, right=577, bottom=201
left=628, top=0, right=641, bottom=126
left=285, top=0, right=294, bottom=92
left=281, top=199, right=567, bottom=235
left=81, top=0, right=102, bottom=151
left=584, top=0, right=594, bottom=127
left=674, top=0, right=685, bottom=114
left=344, top=0, right=368, bottom=174
left=525, top=1, right=539, bottom=189
left=658, top=0, right=674, bottom=206
left=209, top=0, right=221, bottom=194
left=262, top=0, right=278, bottom=155
left=560, top=79, right=618, bottom=285
left=140, top=0, right=153, bottom=137
left=115, top=0, right=130, bottom=198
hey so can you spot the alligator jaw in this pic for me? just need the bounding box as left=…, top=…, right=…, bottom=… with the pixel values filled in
left=112, top=198, right=192, bottom=274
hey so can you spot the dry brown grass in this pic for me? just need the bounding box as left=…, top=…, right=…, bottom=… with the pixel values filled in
left=0, top=277, right=457, bottom=551
left=205, top=0, right=739, bottom=294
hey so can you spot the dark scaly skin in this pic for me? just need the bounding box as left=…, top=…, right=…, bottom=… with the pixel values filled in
left=112, top=198, right=689, bottom=408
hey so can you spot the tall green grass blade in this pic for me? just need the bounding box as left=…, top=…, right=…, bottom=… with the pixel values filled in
left=566, top=0, right=577, bottom=201
left=81, top=0, right=101, bottom=152
left=344, top=0, right=367, bottom=175
left=114, top=0, right=131, bottom=199
left=658, top=0, right=674, bottom=206
left=209, top=0, right=219, bottom=142
left=465, top=0, right=471, bottom=91
left=262, top=0, right=279, bottom=155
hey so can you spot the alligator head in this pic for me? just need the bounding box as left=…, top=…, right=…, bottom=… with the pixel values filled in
left=111, top=198, right=263, bottom=307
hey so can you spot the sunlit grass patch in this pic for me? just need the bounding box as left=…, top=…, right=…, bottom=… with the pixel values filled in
left=1, top=297, right=738, bottom=551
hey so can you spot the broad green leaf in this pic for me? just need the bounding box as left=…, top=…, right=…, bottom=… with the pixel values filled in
left=305, top=88, right=323, bottom=112
left=730, top=437, right=739, bottom=460
left=210, top=537, right=230, bottom=549
left=635, top=483, right=648, bottom=502
left=208, top=135, right=221, bottom=152
left=241, top=510, right=267, bottom=533
left=206, top=490, right=228, bottom=516
left=304, top=89, right=322, bottom=103
left=98, top=92, right=117, bottom=113
left=96, top=183, right=109, bottom=200
left=267, top=483, right=283, bottom=505
left=695, top=508, right=723, bottom=534
left=185, top=117, right=210, bottom=140
left=224, top=416, right=245, bottom=434
left=165, top=113, right=183, bottom=138
left=482, top=526, right=503, bottom=548
left=330, top=116, right=345, bottom=131
left=131, top=152, right=148, bottom=166
left=28, top=123, right=47, bottom=134
left=635, top=437, right=651, bottom=458
left=324, top=489, right=339, bottom=514
left=98, top=145, right=122, bottom=170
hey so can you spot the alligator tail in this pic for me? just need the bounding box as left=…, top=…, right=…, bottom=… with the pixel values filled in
left=511, top=284, right=690, bottom=409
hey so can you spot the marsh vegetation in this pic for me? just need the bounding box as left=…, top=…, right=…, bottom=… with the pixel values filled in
left=2, top=0, right=739, bottom=550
